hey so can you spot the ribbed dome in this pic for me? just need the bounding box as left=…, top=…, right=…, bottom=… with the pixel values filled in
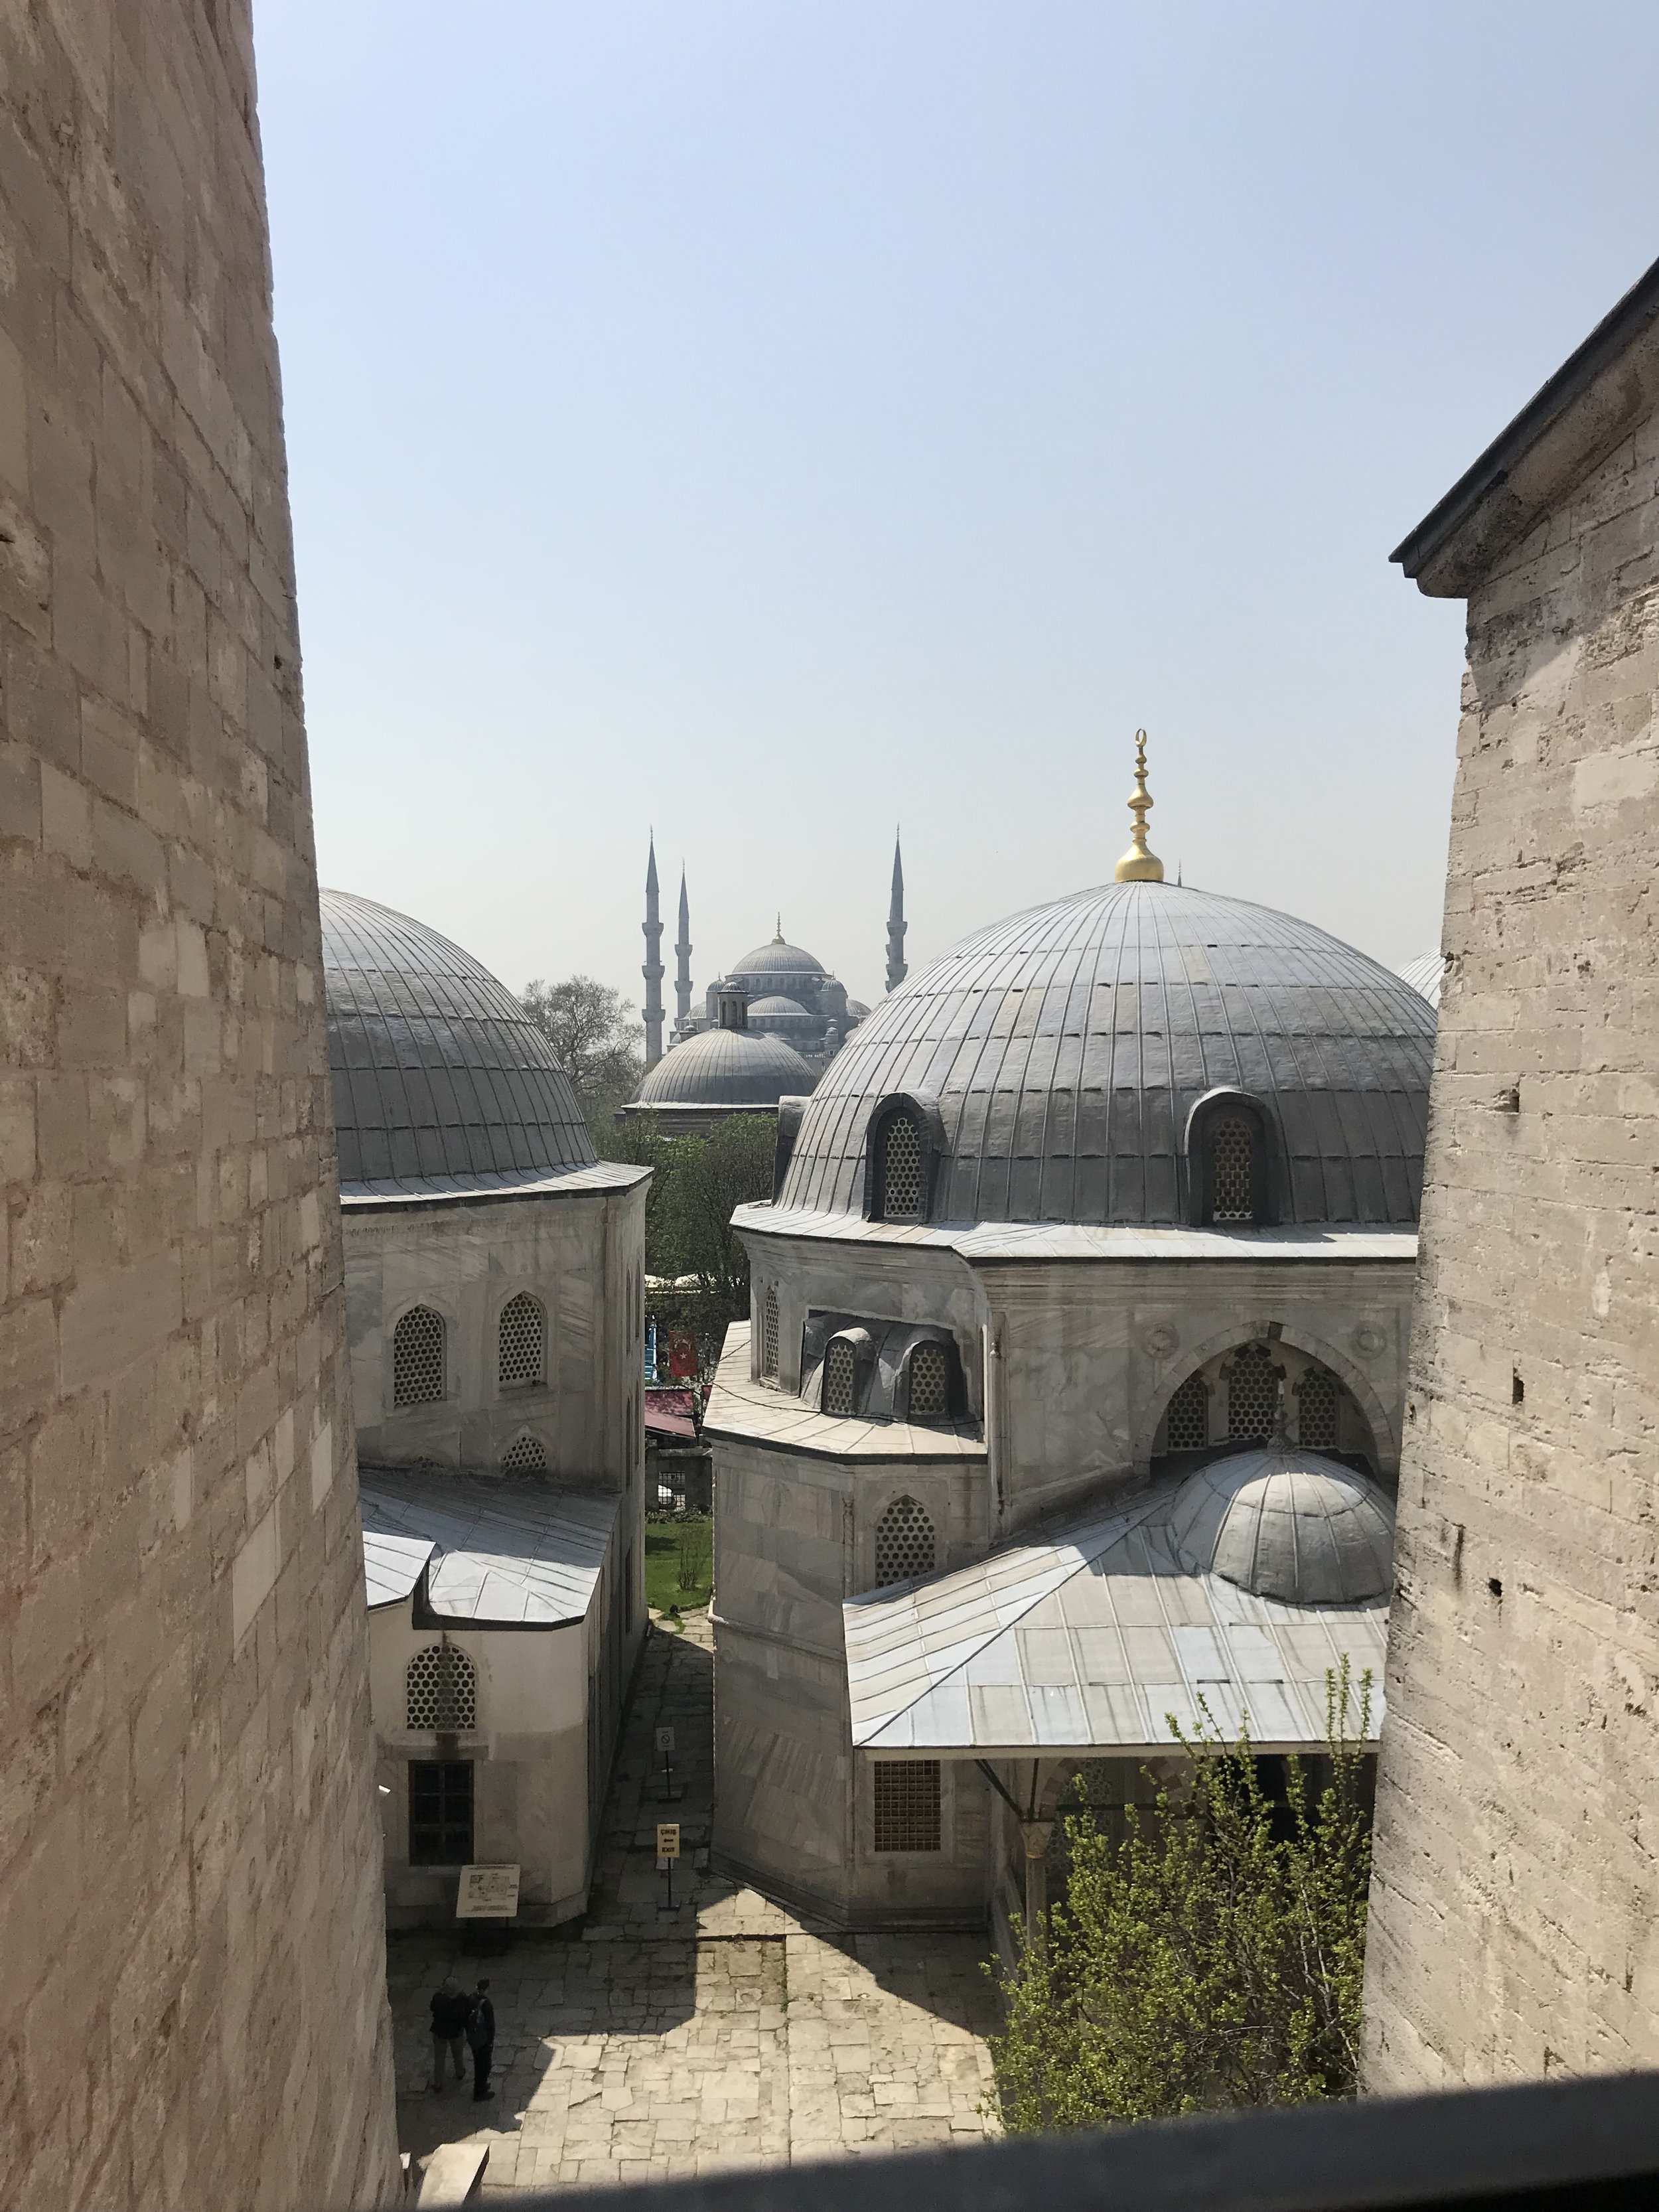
left=1168, top=1447, right=1396, bottom=1605
left=320, top=890, right=594, bottom=1187
left=732, top=938, right=826, bottom=978
left=776, top=878, right=1435, bottom=1226
left=1398, top=953, right=1445, bottom=1009
left=748, top=995, right=814, bottom=1028
left=633, top=1025, right=817, bottom=1109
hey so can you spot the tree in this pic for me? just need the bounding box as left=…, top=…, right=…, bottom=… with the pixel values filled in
left=988, top=1664, right=1372, bottom=2131
left=521, top=976, right=643, bottom=1139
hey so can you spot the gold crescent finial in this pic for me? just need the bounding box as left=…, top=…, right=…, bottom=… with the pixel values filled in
left=1114, top=727, right=1164, bottom=883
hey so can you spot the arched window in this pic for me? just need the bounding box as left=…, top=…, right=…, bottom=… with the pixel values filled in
left=502, top=1432, right=547, bottom=1473
left=1164, top=1370, right=1209, bottom=1451
left=498, top=1292, right=545, bottom=1388
left=873, top=1110, right=924, bottom=1223
left=393, top=1306, right=445, bottom=1407
left=1210, top=1117, right=1254, bottom=1221
left=906, top=1342, right=949, bottom=1422
left=1296, top=1367, right=1340, bottom=1451
left=822, top=1337, right=858, bottom=1417
left=760, top=1287, right=780, bottom=1378
left=875, top=1495, right=935, bottom=1586
left=1226, top=1343, right=1281, bottom=1441
left=405, top=1643, right=476, bottom=1731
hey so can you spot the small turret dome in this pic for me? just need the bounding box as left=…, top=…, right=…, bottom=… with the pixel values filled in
left=1168, top=1445, right=1396, bottom=1605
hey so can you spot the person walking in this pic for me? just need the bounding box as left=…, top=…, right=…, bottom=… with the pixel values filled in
left=467, top=1978, right=496, bottom=2102
left=429, top=1975, right=468, bottom=2093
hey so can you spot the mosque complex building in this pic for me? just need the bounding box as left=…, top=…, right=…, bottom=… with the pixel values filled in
left=705, top=737, right=1437, bottom=1941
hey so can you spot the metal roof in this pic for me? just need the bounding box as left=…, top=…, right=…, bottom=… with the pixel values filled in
left=321, top=890, right=595, bottom=1191
left=1398, top=952, right=1445, bottom=1010
left=731, top=937, right=826, bottom=978
left=358, top=1468, right=618, bottom=1625
left=632, top=1024, right=818, bottom=1109
left=778, top=879, right=1434, bottom=1229
left=845, top=1475, right=1388, bottom=1757
left=704, top=1321, right=987, bottom=1463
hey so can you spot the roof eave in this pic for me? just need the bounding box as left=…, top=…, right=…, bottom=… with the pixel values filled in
left=1394, top=253, right=1659, bottom=598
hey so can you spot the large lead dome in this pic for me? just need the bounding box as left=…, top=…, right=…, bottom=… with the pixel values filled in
left=776, top=878, right=1435, bottom=1226
left=320, top=890, right=594, bottom=1188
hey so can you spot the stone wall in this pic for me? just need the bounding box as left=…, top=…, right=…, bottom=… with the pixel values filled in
left=0, top=7, right=399, bottom=2203
left=1365, top=359, right=1659, bottom=2083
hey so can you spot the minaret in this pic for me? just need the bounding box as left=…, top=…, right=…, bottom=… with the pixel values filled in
left=674, top=868, right=693, bottom=1039
left=1114, top=728, right=1164, bottom=882
left=885, top=831, right=908, bottom=994
left=642, top=836, right=665, bottom=1069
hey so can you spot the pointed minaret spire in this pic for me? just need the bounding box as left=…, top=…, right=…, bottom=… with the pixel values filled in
left=885, top=830, right=908, bottom=994
left=642, top=834, right=665, bottom=1069
left=674, top=867, right=693, bottom=1038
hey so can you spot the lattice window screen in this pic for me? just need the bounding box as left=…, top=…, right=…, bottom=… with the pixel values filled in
left=1210, top=1117, right=1254, bottom=1221
left=823, top=1338, right=857, bottom=1416
left=875, top=1495, right=935, bottom=1585
left=1227, top=1343, right=1280, bottom=1440
left=907, top=1343, right=948, bottom=1420
left=405, top=1643, right=476, bottom=1730
left=393, top=1307, right=445, bottom=1407
left=1296, top=1368, right=1340, bottom=1451
left=878, top=1113, right=924, bottom=1222
left=1164, top=1370, right=1208, bottom=1451
left=761, top=1288, right=780, bottom=1377
left=873, top=1760, right=942, bottom=1852
left=498, top=1293, right=545, bottom=1387
left=502, top=1432, right=547, bottom=1473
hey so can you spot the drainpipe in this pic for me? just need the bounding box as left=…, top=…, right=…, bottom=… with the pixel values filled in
left=982, top=1322, right=1003, bottom=1537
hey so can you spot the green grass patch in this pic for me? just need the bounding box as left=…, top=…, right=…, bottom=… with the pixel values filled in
left=644, top=1518, right=712, bottom=1615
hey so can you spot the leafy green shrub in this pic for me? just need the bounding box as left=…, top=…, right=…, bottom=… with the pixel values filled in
left=989, top=1663, right=1372, bottom=2130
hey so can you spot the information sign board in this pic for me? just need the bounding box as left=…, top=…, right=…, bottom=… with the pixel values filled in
left=456, top=1864, right=521, bottom=1919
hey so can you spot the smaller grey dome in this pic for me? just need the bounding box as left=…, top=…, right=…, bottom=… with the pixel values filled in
left=748, top=994, right=815, bottom=1031
left=632, top=1025, right=816, bottom=1109
left=1168, top=1447, right=1395, bottom=1605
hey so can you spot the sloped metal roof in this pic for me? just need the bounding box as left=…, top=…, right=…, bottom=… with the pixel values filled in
left=632, top=1024, right=817, bottom=1108
left=843, top=1474, right=1388, bottom=1756
left=1398, top=952, right=1445, bottom=1010
left=321, top=889, right=595, bottom=1191
left=779, top=878, right=1434, bottom=1228
left=358, top=1469, right=617, bottom=1626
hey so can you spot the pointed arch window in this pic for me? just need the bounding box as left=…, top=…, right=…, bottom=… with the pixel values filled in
left=1163, top=1369, right=1209, bottom=1451
left=760, top=1287, right=780, bottom=1378
left=498, top=1292, right=545, bottom=1388
left=822, top=1337, right=858, bottom=1417
left=1226, top=1343, right=1281, bottom=1441
left=875, top=1495, right=935, bottom=1587
left=1296, top=1367, right=1340, bottom=1451
left=906, top=1342, right=949, bottom=1422
left=1210, top=1118, right=1254, bottom=1221
left=405, top=1643, right=476, bottom=1731
left=393, top=1306, right=445, bottom=1407
left=502, top=1432, right=547, bottom=1473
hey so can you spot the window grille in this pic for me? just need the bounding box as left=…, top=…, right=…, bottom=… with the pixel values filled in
left=1164, top=1370, right=1208, bottom=1451
left=875, top=1495, right=935, bottom=1586
left=405, top=1643, right=476, bottom=1731
left=498, top=1292, right=544, bottom=1387
left=502, top=1431, right=547, bottom=1473
left=907, top=1342, right=948, bottom=1421
left=761, top=1288, right=780, bottom=1377
left=873, top=1760, right=942, bottom=1852
left=1210, top=1116, right=1255, bottom=1221
left=1227, top=1343, right=1280, bottom=1441
left=1297, top=1368, right=1340, bottom=1452
left=393, top=1306, right=445, bottom=1406
left=408, top=1759, right=474, bottom=1866
left=877, top=1112, right=924, bottom=1222
left=823, top=1338, right=857, bottom=1416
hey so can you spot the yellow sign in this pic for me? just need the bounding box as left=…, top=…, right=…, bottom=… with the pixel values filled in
left=656, top=1822, right=681, bottom=1860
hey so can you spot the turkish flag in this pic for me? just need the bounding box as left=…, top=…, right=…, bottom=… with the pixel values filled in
left=666, top=1331, right=698, bottom=1379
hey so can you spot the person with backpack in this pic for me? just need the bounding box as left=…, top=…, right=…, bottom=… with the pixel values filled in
left=466, top=1978, right=495, bottom=2102
left=429, top=1976, right=469, bottom=2093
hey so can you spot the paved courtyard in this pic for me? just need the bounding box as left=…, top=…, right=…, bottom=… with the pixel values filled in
left=390, top=1611, right=1002, bottom=2193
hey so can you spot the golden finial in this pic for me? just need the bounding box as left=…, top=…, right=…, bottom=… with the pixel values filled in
left=1114, top=727, right=1164, bottom=883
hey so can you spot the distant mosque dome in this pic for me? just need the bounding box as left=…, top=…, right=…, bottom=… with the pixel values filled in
left=1168, top=1445, right=1396, bottom=1605
left=1398, top=952, right=1445, bottom=1009
left=632, top=1026, right=816, bottom=1112
left=319, top=889, right=593, bottom=1189
left=776, top=878, right=1436, bottom=1228
left=733, top=932, right=827, bottom=981
left=747, top=994, right=816, bottom=1033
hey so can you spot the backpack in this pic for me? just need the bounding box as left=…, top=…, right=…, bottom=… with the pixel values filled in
left=465, top=2002, right=490, bottom=2050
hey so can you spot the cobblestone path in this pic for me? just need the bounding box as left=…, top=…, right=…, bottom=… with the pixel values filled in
left=390, top=1612, right=1001, bottom=2192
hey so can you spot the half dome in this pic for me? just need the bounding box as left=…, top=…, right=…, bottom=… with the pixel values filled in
left=320, top=889, right=594, bottom=1187
left=1168, top=1446, right=1395, bottom=1605
left=632, top=1025, right=816, bottom=1110
left=776, top=877, right=1435, bottom=1226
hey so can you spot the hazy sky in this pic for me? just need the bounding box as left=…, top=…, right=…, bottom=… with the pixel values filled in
left=255, top=3, right=1659, bottom=1019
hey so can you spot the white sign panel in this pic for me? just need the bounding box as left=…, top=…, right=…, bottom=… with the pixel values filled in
left=456, top=1863, right=521, bottom=1919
